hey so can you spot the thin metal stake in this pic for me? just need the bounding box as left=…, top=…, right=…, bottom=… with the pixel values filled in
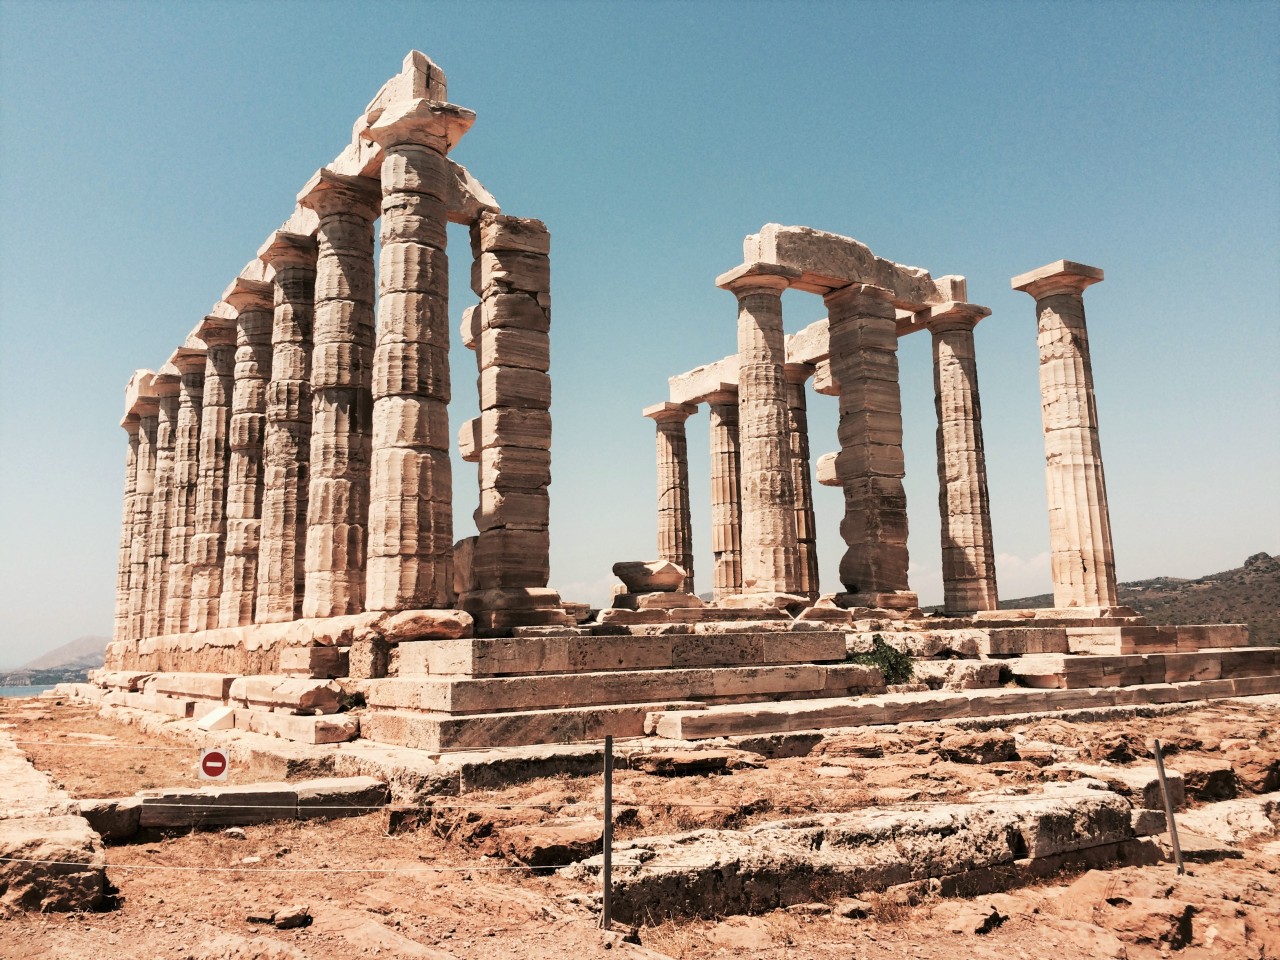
left=600, top=734, right=614, bottom=930
left=1153, top=738, right=1185, bottom=875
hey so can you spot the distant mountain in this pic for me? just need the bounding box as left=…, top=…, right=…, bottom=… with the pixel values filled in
left=20, top=635, right=109, bottom=671
left=1001, top=552, right=1280, bottom=646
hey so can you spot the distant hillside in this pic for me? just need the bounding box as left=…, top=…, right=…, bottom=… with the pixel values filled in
left=1001, top=552, right=1280, bottom=646
left=21, top=635, right=109, bottom=671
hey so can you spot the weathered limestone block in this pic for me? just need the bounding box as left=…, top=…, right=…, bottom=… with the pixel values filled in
left=824, top=283, right=913, bottom=602
left=644, top=402, right=696, bottom=592
left=706, top=389, right=742, bottom=599
left=144, top=370, right=181, bottom=638
left=256, top=231, right=318, bottom=623
left=164, top=347, right=206, bottom=634
left=926, top=302, right=998, bottom=614
left=229, top=675, right=342, bottom=713
left=816, top=451, right=839, bottom=486
left=299, top=169, right=381, bottom=618
left=717, top=262, right=802, bottom=597
left=219, top=279, right=274, bottom=628
left=188, top=317, right=236, bottom=632
left=0, top=816, right=105, bottom=912
left=1012, top=261, right=1117, bottom=609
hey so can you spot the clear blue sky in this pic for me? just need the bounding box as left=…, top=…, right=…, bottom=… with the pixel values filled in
left=1, top=1, right=1276, bottom=666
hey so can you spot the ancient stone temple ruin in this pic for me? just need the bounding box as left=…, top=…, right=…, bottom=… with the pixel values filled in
left=100, top=51, right=1280, bottom=752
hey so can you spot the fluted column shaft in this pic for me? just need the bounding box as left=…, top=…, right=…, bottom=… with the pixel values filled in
left=114, top=418, right=141, bottom=643
left=164, top=354, right=205, bottom=633
left=927, top=304, right=998, bottom=614
left=188, top=323, right=236, bottom=632
left=784, top=365, right=819, bottom=598
left=144, top=379, right=180, bottom=637
left=256, top=235, right=317, bottom=622
left=1013, top=261, right=1117, bottom=608
left=129, top=407, right=159, bottom=639
left=706, top=390, right=742, bottom=599
left=219, top=284, right=274, bottom=628
left=299, top=172, right=380, bottom=618
left=718, top=263, right=801, bottom=595
left=645, top=403, right=696, bottom=592
left=362, top=101, right=472, bottom=610
left=824, top=283, right=912, bottom=597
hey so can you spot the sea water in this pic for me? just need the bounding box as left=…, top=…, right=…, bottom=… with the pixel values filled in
left=0, top=685, right=56, bottom=698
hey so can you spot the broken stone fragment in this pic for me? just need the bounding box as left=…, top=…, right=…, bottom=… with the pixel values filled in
left=612, top=560, right=686, bottom=593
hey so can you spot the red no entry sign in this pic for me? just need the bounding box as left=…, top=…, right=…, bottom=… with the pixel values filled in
left=199, top=747, right=229, bottom=781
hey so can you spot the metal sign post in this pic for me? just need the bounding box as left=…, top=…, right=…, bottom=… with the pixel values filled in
left=1152, top=739, right=1185, bottom=875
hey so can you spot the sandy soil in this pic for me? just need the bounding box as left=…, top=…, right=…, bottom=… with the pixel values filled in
left=3, top=695, right=1279, bottom=959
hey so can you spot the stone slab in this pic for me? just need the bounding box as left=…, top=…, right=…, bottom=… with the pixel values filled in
left=365, top=662, right=884, bottom=715
left=361, top=700, right=707, bottom=752
left=234, top=708, right=359, bottom=744
left=295, top=776, right=390, bottom=819
left=229, top=676, right=343, bottom=713
left=398, top=631, right=848, bottom=678
left=144, top=672, right=237, bottom=702
left=138, top=782, right=298, bottom=827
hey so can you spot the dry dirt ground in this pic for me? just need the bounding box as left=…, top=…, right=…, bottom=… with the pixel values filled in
left=2, top=694, right=1279, bottom=959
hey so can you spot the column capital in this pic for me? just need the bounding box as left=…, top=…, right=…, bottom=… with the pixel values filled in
left=124, top=369, right=158, bottom=420
left=258, top=230, right=318, bottom=271
left=169, top=343, right=207, bottom=375
left=221, top=277, right=274, bottom=314
left=643, top=401, right=698, bottom=424
left=783, top=362, right=815, bottom=385
left=297, top=168, right=381, bottom=220
left=822, top=281, right=895, bottom=314
left=1012, top=260, right=1103, bottom=299
left=120, top=412, right=141, bottom=434
left=196, top=314, right=237, bottom=348
left=359, top=98, right=475, bottom=152
left=922, top=301, right=991, bottom=334
left=152, top=363, right=182, bottom=398
left=704, top=387, right=739, bottom=407
left=716, top=261, right=801, bottom=296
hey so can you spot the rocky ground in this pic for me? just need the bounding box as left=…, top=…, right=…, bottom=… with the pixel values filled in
left=2, top=694, right=1279, bottom=959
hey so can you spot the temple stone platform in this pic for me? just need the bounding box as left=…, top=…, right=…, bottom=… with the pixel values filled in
left=91, top=609, right=1279, bottom=752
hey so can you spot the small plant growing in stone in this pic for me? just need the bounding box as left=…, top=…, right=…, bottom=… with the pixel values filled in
left=847, top=634, right=914, bottom=686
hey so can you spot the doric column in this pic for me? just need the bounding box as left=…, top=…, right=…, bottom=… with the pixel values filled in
left=716, top=262, right=802, bottom=597
left=456, top=214, right=571, bottom=633
left=143, top=368, right=180, bottom=637
left=164, top=345, right=206, bottom=634
left=644, top=402, right=697, bottom=593
left=706, top=388, right=742, bottom=600
left=128, top=383, right=159, bottom=641
left=255, top=232, right=318, bottom=623
left=359, top=91, right=474, bottom=610
left=784, top=363, right=819, bottom=598
left=218, top=279, right=274, bottom=628
left=1012, top=260, right=1118, bottom=609
left=114, top=414, right=141, bottom=643
left=925, top=302, right=998, bottom=614
left=297, top=170, right=381, bottom=618
left=188, top=317, right=236, bottom=632
left=823, top=283, right=915, bottom=605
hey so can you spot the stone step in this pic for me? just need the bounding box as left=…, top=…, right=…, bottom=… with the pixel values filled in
left=398, top=631, right=848, bottom=678
left=646, top=674, right=1280, bottom=740
left=143, top=672, right=237, bottom=702
left=365, top=663, right=885, bottom=716
left=1009, top=647, right=1280, bottom=689
left=1066, top=623, right=1248, bottom=655
left=360, top=700, right=707, bottom=752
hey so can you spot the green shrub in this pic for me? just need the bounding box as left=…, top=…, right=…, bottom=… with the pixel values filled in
left=847, top=634, right=914, bottom=685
